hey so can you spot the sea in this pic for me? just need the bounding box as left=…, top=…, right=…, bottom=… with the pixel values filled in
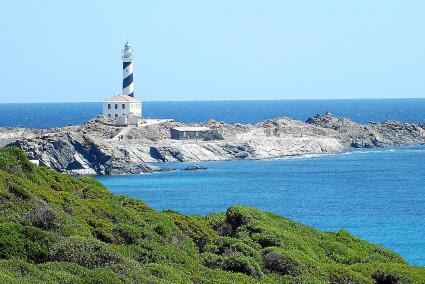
left=1, top=99, right=424, bottom=265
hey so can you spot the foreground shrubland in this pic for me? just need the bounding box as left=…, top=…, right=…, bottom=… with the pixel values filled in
left=0, top=147, right=424, bottom=283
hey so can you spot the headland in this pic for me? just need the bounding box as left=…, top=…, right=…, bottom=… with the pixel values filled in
left=1, top=112, right=424, bottom=175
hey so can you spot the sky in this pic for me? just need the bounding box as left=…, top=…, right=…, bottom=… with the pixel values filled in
left=0, top=0, right=424, bottom=103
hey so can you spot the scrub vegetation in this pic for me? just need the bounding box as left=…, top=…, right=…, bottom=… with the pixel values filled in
left=0, top=147, right=424, bottom=283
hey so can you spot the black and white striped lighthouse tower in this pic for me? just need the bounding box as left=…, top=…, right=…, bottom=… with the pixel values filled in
left=122, top=41, right=135, bottom=97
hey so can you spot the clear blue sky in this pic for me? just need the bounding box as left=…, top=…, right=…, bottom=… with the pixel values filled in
left=1, top=0, right=424, bottom=103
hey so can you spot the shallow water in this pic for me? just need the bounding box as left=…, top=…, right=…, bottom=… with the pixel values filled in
left=97, top=146, right=425, bottom=265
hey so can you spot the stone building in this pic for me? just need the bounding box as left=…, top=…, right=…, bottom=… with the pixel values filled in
left=170, top=126, right=214, bottom=140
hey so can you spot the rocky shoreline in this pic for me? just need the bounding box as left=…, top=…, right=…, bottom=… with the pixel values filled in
left=1, top=113, right=424, bottom=175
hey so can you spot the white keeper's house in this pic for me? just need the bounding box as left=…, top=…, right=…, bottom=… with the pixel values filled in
left=103, top=41, right=143, bottom=126
left=103, top=95, right=142, bottom=124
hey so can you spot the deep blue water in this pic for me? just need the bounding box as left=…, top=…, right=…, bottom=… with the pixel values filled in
left=97, top=146, right=425, bottom=266
left=1, top=98, right=425, bottom=128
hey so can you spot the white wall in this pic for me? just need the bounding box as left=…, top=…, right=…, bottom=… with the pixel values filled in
left=129, top=102, right=142, bottom=116
left=102, top=102, right=141, bottom=119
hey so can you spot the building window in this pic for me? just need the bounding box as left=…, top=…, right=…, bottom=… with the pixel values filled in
left=115, top=114, right=118, bottom=118
left=108, top=114, right=111, bottom=117
left=115, top=104, right=118, bottom=109
left=122, top=104, right=125, bottom=109
left=108, top=104, right=111, bottom=109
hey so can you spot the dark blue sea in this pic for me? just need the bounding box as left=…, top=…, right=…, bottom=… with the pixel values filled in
left=1, top=99, right=425, bottom=265
left=1, top=99, right=425, bottom=128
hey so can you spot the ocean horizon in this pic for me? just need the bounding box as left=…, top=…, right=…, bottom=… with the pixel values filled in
left=1, top=98, right=425, bottom=129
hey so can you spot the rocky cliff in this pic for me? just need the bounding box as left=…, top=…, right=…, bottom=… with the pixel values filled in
left=2, top=114, right=424, bottom=175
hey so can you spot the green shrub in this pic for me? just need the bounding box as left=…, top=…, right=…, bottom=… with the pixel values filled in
left=107, top=263, right=156, bottom=283
left=145, top=263, right=192, bottom=283
left=0, top=223, right=53, bottom=263
left=0, top=148, right=424, bottom=284
left=202, top=252, right=263, bottom=279
left=135, top=240, right=194, bottom=266
left=372, top=267, right=412, bottom=284
left=263, top=251, right=303, bottom=276
left=251, top=232, right=281, bottom=248
left=83, top=268, right=126, bottom=284
left=25, top=198, right=62, bottom=231
left=221, top=254, right=263, bottom=279
left=112, top=223, right=142, bottom=244
left=204, top=237, right=258, bottom=258
left=166, top=211, right=216, bottom=251
left=328, top=267, right=373, bottom=284
left=8, top=182, right=31, bottom=199
left=49, top=236, right=123, bottom=269
left=0, top=147, right=34, bottom=174
left=201, top=252, right=224, bottom=269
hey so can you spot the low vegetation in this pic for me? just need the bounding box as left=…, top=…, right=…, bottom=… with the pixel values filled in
left=0, top=147, right=424, bottom=283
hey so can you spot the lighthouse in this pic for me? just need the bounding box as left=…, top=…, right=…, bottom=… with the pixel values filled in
left=122, top=41, right=135, bottom=97
left=102, top=42, right=142, bottom=126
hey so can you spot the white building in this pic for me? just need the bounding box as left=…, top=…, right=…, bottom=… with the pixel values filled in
left=103, top=42, right=143, bottom=126
left=103, top=95, right=142, bottom=118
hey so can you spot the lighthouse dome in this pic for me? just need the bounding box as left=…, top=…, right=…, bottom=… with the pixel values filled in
left=122, top=41, right=133, bottom=60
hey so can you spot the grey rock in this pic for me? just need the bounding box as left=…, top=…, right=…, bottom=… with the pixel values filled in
left=183, top=165, right=207, bottom=171
left=2, top=114, right=424, bottom=175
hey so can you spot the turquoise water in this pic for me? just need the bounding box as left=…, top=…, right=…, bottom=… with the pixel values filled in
left=97, top=146, right=425, bottom=265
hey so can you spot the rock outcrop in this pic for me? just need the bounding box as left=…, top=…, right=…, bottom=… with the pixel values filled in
left=306, top=112, right=425, bottom=148
left=2, top=114, right=424, bottom=175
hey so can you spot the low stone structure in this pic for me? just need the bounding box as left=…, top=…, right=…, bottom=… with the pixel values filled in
left=170, top=126, right=213, bottom=140
left=116, top=113, right=143, bottom=127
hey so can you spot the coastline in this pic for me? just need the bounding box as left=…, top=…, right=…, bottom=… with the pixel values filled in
left=1, top=112, right=424, bottom=175
left=1, top=146, right=424, bottom=282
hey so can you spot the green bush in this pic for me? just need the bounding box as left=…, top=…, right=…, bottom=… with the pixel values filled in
left=8, top=182, right=31, bottom=199
left=221, top=254, right=264, bottom=279
left=263, top=251, right=303, bottom=276
left=166, top=211, right=217, bottom=251
left=201, top=252, right=224, bottom=269
left=145, top=263, right=192, bottom=283
left=0, top=147, right=34, bottom=174
left=82, top=268, right=126, bottom=284
left=205, top=237, right=258, bottom=258
left=49, top=236, right=123, bottom=269
left=0, top=223, right=53, bottom=263
left=26, top=198, right=62, bottom=231
left=372, top=267, right=412, bottom=284
left=0, top=147, right=424, bottom=284
left=328, top=267, right=373, bottom=284
left=202, top=252, right=263, bottom=279
left=251, top=232, right=281, bottom=248
left=112, top=222, right=142, bottom=244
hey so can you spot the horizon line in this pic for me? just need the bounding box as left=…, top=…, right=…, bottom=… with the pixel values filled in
left=1, top=97, right=425, bottom=104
